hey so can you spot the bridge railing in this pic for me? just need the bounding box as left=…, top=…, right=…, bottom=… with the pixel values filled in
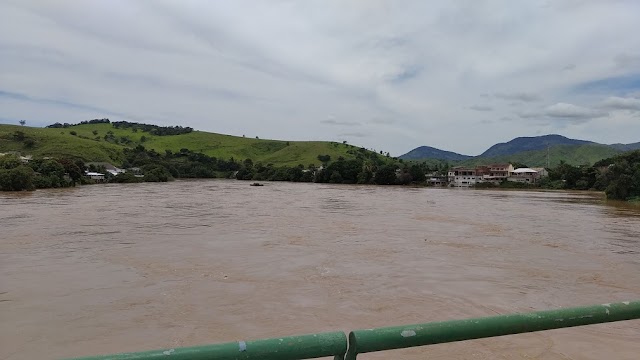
left=68, top=300, right=640, bottom=360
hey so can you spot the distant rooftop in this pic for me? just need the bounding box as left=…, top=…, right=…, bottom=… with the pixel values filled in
left=512, top=168, right=538, bottom=173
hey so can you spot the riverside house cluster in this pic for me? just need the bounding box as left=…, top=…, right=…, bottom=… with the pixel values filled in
left=447, top=163, right=549, bottom=187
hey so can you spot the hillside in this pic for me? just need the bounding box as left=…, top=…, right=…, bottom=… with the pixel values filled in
left=0, top=124, right=126, bottom=163
left=479, top=134, right=593, bottom=158
left=0, top=123, right=382, bottom=167
left=609, top=142, right=640, bottom=152
left=459, top=143, right=621, bottom=168
left=399, top=146, right=471, bottom=161
left=400, top=134, right=639, bottom=166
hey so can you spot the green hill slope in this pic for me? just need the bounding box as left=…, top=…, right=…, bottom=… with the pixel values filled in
left=459, top=143, right=621, bottom=167
left=0, top=123, right=378, bottom=167
left=0, top=124, right=125, bottom=163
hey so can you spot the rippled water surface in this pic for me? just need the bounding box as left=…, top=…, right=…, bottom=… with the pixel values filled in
left=1, top=180, right=639, bottom=359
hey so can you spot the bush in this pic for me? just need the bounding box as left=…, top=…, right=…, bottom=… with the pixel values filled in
left=142, top=165, right=172, bottom=182
left=111, top=172, right=143, bottom=183
left=0, top=166, right=35, bottom=191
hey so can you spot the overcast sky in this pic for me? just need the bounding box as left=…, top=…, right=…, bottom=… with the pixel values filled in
left=1, top=0, right=639, bottom=155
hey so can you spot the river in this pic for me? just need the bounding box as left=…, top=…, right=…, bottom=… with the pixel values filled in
left=1, top=180, right=639, bottom=359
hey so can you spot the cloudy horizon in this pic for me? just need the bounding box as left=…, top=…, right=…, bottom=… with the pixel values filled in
left=1, top=0, right=639, bottom=156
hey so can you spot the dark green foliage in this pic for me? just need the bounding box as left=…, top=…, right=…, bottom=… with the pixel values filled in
left=111, top=121, right=193, bottom=136
left=540, top=150, right=640, bottom=200
left=69, top=131, right=77, bottom=136
left=409, top=164, right=426, bottom=183
left=111, top=172, right=143, bottom=183
left=317, top=154, right=331, bottom=163
left=374, top=165, right=398, bottom=185
left=0, top=155, right=83, bottom=191
left=46, top=122, right=73, bottom=128
left=598, top=151, right=640, bottom=200
left=142, top=165, right=172, bottom=182
left=58, top=159, right=84, bottom=184
left=0, top=155, right=22, bottom=169
left=0, top=165, right=35, bottom=191
left=121, top=146, right=239, bottom=180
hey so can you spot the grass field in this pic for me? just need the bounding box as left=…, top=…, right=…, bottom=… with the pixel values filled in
left=0, top=123, right=376, bottom=167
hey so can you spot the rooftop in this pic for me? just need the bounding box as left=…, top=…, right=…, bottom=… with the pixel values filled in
left=512, top=168, right=538, bottom=173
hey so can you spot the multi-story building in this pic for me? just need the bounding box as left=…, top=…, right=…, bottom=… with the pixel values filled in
left=448, top=167, right=478, bottom=187
left=473, top=163, right=514, bottom=184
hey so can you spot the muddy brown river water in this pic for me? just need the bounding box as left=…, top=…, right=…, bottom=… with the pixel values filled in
left=1, top=180, right=639, bottom=359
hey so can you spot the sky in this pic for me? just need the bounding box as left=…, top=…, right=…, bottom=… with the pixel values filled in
left=1, top=0, right=640, bottom=156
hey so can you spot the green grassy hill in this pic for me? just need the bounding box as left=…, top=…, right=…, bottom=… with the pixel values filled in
left=0, top=123, right=379, bottom=167
left=0, top=124, right=125, bottom=163
left=459, top=143, right=621, bottom=167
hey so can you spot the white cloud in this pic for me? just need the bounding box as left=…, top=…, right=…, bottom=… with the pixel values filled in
left=601, top=96, right=640, bottom=110
left=468, top=105, right=493, bottom=112
left=1, top=0, right=640, bottom=155
left=320, top=118, right=361, bottom=126
left=614, top=53, right=640, bottom=69
left=494, top=92, right=541, bottom=102
left=544, top=103, right=608, bottom=121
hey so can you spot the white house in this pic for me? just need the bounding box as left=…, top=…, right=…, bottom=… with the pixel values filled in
left=106, top=168, right=125, bottom=176
left=508, top=168, right=540, bottom=183
left=85, top=171, right=105, bottom=182
left=448, top=167, right=477, bottom=187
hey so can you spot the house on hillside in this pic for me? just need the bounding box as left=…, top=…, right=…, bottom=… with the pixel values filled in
left=508, top=168, right=540, bottom=183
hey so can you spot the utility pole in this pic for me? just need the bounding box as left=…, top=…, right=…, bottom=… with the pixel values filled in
left=547, top=145, right=550, bottom=169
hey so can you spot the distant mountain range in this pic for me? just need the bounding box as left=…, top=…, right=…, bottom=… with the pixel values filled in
left=400, top=134, right=640, bottom=167
left=609, top=142, right=640, bottom=152
left=478, top=134, right=593, bottom=157
left=400, top=146, right=471, bottom=161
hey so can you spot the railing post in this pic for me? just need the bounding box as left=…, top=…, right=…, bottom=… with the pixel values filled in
left=343, top=332, right=358, bottom=360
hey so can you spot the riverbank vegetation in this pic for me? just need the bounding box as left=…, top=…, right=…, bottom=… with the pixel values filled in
left=0, top=154, right=84, bottom=191
left=1, top=121, right=638, bottom=200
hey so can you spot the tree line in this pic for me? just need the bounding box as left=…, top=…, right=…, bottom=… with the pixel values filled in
left=0, top=155, right=84, bottom=191
left=478, top=150, right=640, bottom=201
left=47, top=118, right=111, bottom=128
left=3, top=137, right=637, bottom=200
left=46, top=118, right=194, bottom=136
left=548, top=150, right=640, bottom=201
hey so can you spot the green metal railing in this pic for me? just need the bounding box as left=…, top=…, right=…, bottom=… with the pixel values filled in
left=69, top=300, right=640, bottom=360
left=70, top=332, right=348, bottom=360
